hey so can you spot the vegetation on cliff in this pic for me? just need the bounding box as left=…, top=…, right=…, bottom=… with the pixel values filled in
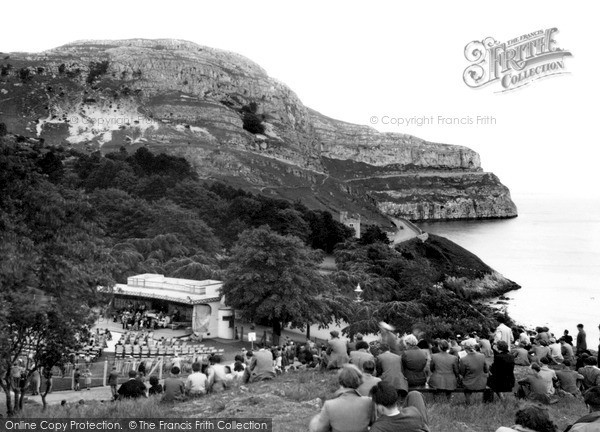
left=0, top=39, right=517, bottom=225
left=0, top=134, right=519, bottom=390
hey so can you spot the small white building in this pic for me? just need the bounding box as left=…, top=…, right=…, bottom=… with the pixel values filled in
left=110, top=274, right=234, bottom=339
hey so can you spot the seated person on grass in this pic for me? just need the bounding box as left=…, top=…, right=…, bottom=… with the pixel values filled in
left=495, top=405, right=558, bottom=432
left=555, top=360, right=584, bottom=397
left=564, top=386, right=600, bottom=431
left=117, top=370, right=147, bottom=399
left=148, top=375, right=163, bottom=396
left=162, top=366, right=185, bottom=402
left=369, top=381, right=429, bottom=432
left=185, top=362, right=208, bottom=397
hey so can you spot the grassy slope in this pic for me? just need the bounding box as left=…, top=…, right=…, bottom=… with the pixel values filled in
left=16, top=369, right=587, bottom=432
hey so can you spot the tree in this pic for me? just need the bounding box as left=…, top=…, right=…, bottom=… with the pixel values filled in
left=0, top=140, right=115, bottom=414
left=222, top=226, right=350, bottom=344
left=360, top=225, right=391, bottom=245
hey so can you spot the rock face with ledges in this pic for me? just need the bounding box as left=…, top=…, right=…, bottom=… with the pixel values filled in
left=0, top=39, right=517, bottom=223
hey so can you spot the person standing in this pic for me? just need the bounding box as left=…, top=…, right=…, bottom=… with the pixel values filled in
left=326, top=331, right=350, bottom=370
left=376, top=343, right=409, bottom=398
left=488, top=341, right=515, bottom=400
left=30, top=369, right=41, bottom=395
left=108, top=366, right=119, bottom=400
left=83, top=368, right=92, bottom=390
left=576, top=324, right=588, bottom=355
left=379, top=322, right=401, bottom=355
left=494, top=316, right=514, bottom=350
left=73, top=367, right=81, bottom=391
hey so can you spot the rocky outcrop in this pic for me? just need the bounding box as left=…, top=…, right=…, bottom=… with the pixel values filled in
left=0, top=39, right=517, bottom=223
left=353, top=172, right=517, bottom=221
left=311, top=110, right=481, bottom=170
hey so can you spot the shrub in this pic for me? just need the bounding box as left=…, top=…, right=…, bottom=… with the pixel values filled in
left=0, top=122, right=7, bottom=136
left=242, top=112, right=265, bottom=134
left=1, top=63, right=11, bottom=76
left=18, top=67, right=31, bottom=81
left=87, top=60, right=110, bottom=84
left=241, top=102, right=258, bottom=114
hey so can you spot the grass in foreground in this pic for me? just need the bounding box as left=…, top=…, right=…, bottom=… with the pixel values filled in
left=13, top=370, right=589, bottom=432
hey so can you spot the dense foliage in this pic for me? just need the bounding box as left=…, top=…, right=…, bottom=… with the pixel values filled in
left=222, top=226, right=351, bottom=342
left=0, top=131, right=513, bottom=401
left=0, top=135, right=356, bottom=411
left=331, top=237, right=510, bottom=339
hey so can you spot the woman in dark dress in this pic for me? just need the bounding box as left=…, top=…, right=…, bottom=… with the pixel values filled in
left=488, top=340, right=515, bottom=400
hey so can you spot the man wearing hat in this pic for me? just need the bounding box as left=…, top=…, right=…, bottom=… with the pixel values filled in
left=325, top=330, right=350, bottom=370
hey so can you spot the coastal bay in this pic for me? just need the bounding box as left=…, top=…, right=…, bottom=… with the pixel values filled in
left=420, top=192, right=600, bottom=347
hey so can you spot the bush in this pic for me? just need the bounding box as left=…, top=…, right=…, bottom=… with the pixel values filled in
left=242, top=112, right=265, bottom=134
left=1, top=64, right=11, bottom=76
left=0, top=122, right=7, bottom=137
left=87, top=60, right=110, bottom=84
left=18, top=68, right=31, bottom=81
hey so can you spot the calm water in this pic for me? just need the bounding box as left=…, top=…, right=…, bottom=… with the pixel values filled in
left=420, top=193, right=600, bottom=348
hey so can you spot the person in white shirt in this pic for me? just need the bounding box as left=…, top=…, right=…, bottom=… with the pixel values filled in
left=186, top=362, right=208, bottom=397
left=548, top=338, right=563, bottom=363
left=494, top=316, right=514, bottom=350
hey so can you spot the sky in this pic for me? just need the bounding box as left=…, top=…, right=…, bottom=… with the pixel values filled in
left=1, top=0, right=599, bottom=198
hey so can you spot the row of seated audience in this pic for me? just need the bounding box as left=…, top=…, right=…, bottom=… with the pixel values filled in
left=106, top=319, right=599, bottom=431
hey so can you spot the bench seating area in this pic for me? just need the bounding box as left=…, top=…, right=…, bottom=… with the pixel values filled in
left=115, top=343, right=224, bottom=359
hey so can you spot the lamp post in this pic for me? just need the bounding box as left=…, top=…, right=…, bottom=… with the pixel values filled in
left=354, top=283, right=363, bottom=303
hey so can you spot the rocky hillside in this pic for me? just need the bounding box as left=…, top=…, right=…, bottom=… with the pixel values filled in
left=0, top=39, right=517, bottom=223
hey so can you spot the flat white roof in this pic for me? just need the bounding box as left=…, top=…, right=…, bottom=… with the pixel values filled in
left=113, top=283, right=221, bottom=305
left=125, top=274, right=222, bottom=298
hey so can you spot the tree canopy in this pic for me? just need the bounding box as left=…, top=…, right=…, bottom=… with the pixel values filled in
left=222, top=226, right=350, bottom=343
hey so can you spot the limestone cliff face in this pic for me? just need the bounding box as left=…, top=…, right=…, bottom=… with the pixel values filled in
left=0, top=39, right=517, bottom=223
left=361, top=172, right=518, bottom=221
left=311, top=110, right=481, bottom=170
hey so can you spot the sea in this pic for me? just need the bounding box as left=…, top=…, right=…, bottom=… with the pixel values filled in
left=419, top=192, right=600, bottom=350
